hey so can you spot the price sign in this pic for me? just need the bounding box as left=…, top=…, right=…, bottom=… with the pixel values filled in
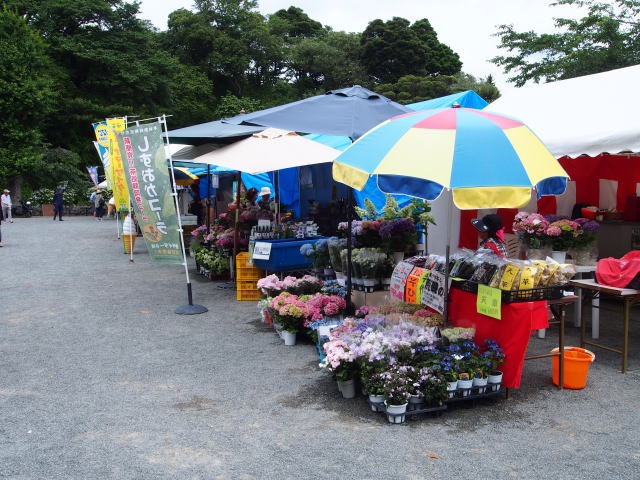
left=405, top=267, right=427, bottom=304
left=389, top=261, right=416, bottom=301
left=477, top=284, right=502, bottom=319
left=421, top=270, right=449, bottom=314
left=252, top=241, right=272, bottom=260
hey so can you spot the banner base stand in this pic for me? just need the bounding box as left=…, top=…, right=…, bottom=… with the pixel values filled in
left=175, top=303, right=208, bottom=315
left=175, top=282, right=208, bottom=315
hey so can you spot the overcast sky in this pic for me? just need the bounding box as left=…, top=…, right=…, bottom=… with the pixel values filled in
left=138, top=0, right=581, bottom=93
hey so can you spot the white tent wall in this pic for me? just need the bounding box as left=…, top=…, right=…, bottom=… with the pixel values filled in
left=487, top=65, right=640, bottom=159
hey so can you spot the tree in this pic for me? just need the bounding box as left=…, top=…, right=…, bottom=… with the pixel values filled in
left=268, top=6, right=324, bottom=40
left=0, top=7, right=56, bottom=197
left=360, top=17, right=462, bottom=84
left=287, top=31, right=369, bottom=91
left=492, top=0, right=640, bottom=86
left=376, top=75, right=457, bottom=104
left=213, top=94, right=264, bottom=119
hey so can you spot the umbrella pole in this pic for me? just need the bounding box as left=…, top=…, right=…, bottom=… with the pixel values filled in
left=346, top=188, right=354, bottom=314
left=206, top=164, right=211, bottom=233
left=232, top=171, right=241, bottom=281
left=444, top=193, right=454, bottom=326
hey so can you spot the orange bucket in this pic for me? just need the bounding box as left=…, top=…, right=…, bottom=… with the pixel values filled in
left=551, top=347, right=595, bottom=389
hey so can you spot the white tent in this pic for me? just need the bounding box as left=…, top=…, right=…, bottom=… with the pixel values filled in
left=188, top=128, right=340, bottom=174
left=487, top=65, right=640, bottom=158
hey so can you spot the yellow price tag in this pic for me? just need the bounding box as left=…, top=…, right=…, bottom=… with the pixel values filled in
left=500, top=265, right=520, bottom=291
left=477, top=284, right=502, bottom=319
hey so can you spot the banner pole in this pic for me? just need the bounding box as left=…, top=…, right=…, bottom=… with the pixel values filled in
left=161, top=114, right=207, bottom=315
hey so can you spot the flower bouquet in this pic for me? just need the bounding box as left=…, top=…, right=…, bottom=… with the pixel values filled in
left=380, top=218, right=418, bottom=253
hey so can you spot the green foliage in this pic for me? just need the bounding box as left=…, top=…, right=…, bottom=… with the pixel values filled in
left=354, top=198, right=378, bottom=221
left=492, top=0, right=640, bottom=86
left=360, top=17, right=462, bottom=84
left=213, top=94, right=264, bottom=119
left=0, top=7, right=55, bottom=183
left=379, top=195, right=436, bottom=231
left=377, top=72, right=500, bottom=105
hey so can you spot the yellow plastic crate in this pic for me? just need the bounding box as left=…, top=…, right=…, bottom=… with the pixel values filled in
left=237, top=268, right=263, bottom=281
left=236, top=280, right=261, bottom=301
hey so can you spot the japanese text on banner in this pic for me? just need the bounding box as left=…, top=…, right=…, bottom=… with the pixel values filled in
left=115, top=121, right=183, bottom=264
left=92, top=124, right=112, bottom=185
left=106, top=118, right=131, bottom=212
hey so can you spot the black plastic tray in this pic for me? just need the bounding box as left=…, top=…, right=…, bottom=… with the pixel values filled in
left=451, top=281, right=563, bottom=303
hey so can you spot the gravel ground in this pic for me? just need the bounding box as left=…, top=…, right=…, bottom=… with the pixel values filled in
left=1, top=216, right=639, bottom=480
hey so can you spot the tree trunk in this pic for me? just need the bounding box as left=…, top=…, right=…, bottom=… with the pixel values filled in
left=8, top=175, right=23, bottom=202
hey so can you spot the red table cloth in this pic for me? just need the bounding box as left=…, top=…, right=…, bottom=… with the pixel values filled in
left=448, top=288, right=549, bottom=389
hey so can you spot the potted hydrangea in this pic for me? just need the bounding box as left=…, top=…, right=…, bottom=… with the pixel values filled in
left=484, top=339, right=506, bottom=390
left=380, top=365, right=412, bottom=424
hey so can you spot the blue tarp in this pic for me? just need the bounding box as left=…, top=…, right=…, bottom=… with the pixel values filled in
left=308, top=90, right=489, bottom=211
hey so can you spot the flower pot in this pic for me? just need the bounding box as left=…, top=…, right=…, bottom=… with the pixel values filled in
left=363, top=278, right=377, bottom=292
left=447, top=380, right=458, bottom=398
left=488, top=371, right=503, bottom=391
left=551, top=250, right=567, bottom=263
left=337, top=379, right=356, bottom=399
left=473, top=376, right=489, bottom=394
left=385, top=402, right=408, bottom=424
left=369, top=394, right=385, bottom=411
left=392, top=252, right=405, bottom=264
left=408, top=394, right=425, bottom=410
left=282, top=330, right=296, bottom=346
left=457, top=378, right=473, bottom=396
left=526, top=247, right=550, bottom=261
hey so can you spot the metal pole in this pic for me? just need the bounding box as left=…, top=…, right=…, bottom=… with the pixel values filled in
left=232, top=171, right=241, bottom=281
left=206, top=164, right=211, bottom=234
left=443, top=192, right=454, bottom=325
left=346, top=188, right=353, bottom=314
left=160, top=114, right=207, bottom=315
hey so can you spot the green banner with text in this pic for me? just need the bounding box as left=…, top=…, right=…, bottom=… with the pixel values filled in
left=116, top=121, right=183, bottom=264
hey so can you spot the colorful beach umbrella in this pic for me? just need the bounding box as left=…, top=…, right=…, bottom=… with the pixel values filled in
left=332, top=106, right=569, bottom=209
left=172, top=167, right=199, bottom=186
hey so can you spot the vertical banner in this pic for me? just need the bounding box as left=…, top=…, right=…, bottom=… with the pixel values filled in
left=116, top=121, right=183, bottom=264
left=106, top=118, right=131, bottom=212
left=92, top=124, right=112, bottom=185
left=86, top=166, right=99, bottom=186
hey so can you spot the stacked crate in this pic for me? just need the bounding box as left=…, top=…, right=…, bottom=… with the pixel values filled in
left=236, top=252, right=263, bottom=301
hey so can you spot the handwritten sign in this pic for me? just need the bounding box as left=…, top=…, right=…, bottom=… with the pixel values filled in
left=252, top=242, right=272, bottom=260
left=405, top=267, right=427, bottom=304
left=477, top=284, right=502, bottom=319
left=421, top=270, right=449, bottom=314
left=389, top=261, right=416, bottom=301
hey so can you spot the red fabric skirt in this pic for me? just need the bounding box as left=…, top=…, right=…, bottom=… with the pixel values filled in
left=448, top=288, right=549, bottom=388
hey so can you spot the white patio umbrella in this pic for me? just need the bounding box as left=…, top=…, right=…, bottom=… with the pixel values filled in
left=188, top=128, right=340, bottom=174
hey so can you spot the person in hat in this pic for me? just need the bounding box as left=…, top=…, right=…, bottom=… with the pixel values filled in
left=472, top=213, right=508, bottom=257
left=52, top=187, right=65, bottom=221
left=256, top=186, right=272, bottom=211
left=1, top=189, right=12, bottom=223
left=94, top=189, right=106, bottom=221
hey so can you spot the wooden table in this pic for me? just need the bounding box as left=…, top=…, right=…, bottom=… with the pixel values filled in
left=525, top=295, right=576, bottom=390
left=569, top=279, right=640, bottom=373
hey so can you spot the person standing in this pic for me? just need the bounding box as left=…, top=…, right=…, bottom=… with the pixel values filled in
left=0, top=203, right=4, bottom=246
left=472, top=214, right=508, bottom=258
left=89, top=190, right=96, bottom=217
left=94, top=189, right=106, bottom=221
left=1, top=189, right=12, bottom=223
left=53, top=187, right=64, bottom=221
